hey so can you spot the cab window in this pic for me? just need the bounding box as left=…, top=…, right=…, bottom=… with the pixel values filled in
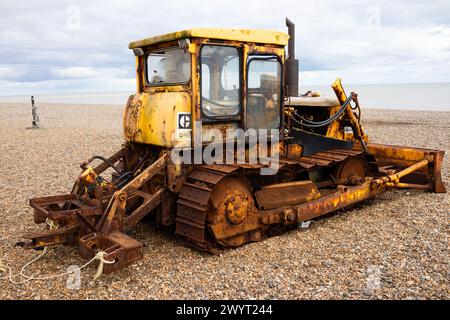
left=246, top=56, right=282, bottom=130
left=146, top=47, right=190, bottom=85
left=201, top=45, right=240, bottom=118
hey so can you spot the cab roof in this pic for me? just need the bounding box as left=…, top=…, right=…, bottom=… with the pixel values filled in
left=128, top=28, right=289, bottom=49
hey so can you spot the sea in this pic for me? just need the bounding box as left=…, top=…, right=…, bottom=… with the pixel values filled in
left=0, top=83, right=449, bottom=111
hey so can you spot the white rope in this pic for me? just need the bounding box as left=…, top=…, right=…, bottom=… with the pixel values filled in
left=0, top=249, right=115, bottom=284
left=93, top=251, right=116, bottom=280
left=0, top=219, right=115, bottom=283
left=45, top=217, right=59, bottom=230
left=0, top=218, right=115, bottom=284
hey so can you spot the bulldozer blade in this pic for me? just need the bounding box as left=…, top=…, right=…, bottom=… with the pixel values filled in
left=367, top=143, right=446, bottom=193
left=260, top=152, right=445, bottom=227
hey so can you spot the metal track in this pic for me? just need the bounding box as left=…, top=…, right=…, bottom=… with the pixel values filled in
left=175, top=147, right=367, bottom=250
left=175, top=167, right=230, bottom=250
left=296, top=147, right=363, bottom=169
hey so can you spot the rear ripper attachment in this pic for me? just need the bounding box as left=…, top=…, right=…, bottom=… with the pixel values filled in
left=21, top=149, right=168, bottom=274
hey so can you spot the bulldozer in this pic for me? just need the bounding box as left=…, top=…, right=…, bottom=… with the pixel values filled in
left=20, top=19, right=446, bottom=274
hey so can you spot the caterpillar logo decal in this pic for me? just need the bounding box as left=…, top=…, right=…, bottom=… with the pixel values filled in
left=176, top=112, right=192, bottom=142
left=178, top=112, right=191, bottom=130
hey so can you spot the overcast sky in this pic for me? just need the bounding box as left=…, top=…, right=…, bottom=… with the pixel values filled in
left=0, top=0, right=449, bottom=95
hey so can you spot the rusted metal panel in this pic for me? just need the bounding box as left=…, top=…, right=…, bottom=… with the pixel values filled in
left=178, top=182, right=211, bottom=206
left=177, top=199, right=207, bottom=222
left=124, top=92, right=192, bottom=147
left=188, top=169, right=225, bottom=185
left=122, top=154, right=167, bottom=193
left=368, top=143, right=437, bottom=162
left=159, top=190, right=177, bottom=226
left=432, top=151, right=446, bottom=193
left=260, top=157, right=443, bottom=226
left=175, top=216, right=205, bottom=242
left=128, top=28, right=289, bottom=49
left=314, top=151, right=348, bottom=161
left=200, top=164, right=239, bottom=173
left=295, top=181, right=385, bottom=222
left=102, top=232, right=143, bottom=274
left=22, top=224, right=79, bottom=248
left=124, top=189, right=163, bottom=228
left=327, top=148, right=362, bottom=156
left=368, top=143, right=446, bottom=193
left=259, top=181, right=384, bottom=225
left=209, top=213, right=260, bottom=241
left=78, top=231, right=143, bottom=274
left=255, top=181, right=320, bottom=210
left=299, top=155, right=332, bottom=166
left=30, top=194, right=102, bottom=225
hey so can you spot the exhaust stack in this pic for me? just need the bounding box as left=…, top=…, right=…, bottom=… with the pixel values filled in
left=285, top=17, right=299, bottom=97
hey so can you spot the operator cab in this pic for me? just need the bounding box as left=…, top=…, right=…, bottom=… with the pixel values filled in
left=126, top=29, right=288, bottom=147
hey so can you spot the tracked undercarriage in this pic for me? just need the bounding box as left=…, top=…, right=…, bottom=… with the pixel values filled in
left=21, top=140, right=445, bottom=274
left=176, top=146, right=372, bottom=250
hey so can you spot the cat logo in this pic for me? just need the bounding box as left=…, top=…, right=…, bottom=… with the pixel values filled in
left=178, top=112, right=191, bottom=130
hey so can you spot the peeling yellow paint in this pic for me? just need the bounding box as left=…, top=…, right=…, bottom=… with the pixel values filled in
left=129, top=28, right=289, bottom=49
left=124, top=92, right=191, bottom=147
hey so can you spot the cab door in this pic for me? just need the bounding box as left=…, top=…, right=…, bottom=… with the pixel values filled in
left=245, top=55, right=282, bottom=131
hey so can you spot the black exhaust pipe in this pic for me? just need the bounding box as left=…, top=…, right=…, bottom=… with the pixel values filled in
left=285, top=17, right=299, bottom=97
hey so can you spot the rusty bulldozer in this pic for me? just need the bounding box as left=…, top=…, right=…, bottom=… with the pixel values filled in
left=20, top=19, right=446, bottom=275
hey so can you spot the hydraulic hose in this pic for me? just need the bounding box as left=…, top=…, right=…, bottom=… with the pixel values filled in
left=292, top=94, right=353, bottom=128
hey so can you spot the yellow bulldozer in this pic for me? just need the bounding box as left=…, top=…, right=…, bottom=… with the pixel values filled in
left=20, top=19, right=446, bottom=274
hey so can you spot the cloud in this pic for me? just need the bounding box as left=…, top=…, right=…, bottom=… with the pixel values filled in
left=0, top=0, right=449, bottom=95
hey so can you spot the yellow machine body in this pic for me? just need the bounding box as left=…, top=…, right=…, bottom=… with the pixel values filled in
left=124, top=91, right=192, bottom=147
